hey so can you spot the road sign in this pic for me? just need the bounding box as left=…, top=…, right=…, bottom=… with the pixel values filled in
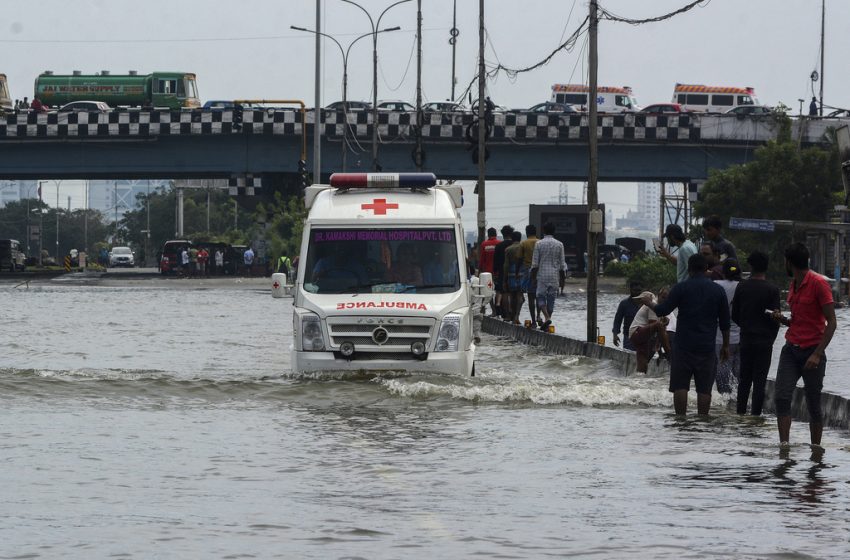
left=729, top=217, right=775, bottom=232
left=28, top=225, right=40, bottom=241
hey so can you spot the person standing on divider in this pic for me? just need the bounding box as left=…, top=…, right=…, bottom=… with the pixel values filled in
left=492, top=225, right=514, bottom=319
left=519, top=224, right=541, bottom=328
left=714, top=259, right=742, bottom=394
left=613, top=281, right=642, bottom=351
left=772, top=243, right=837, bottom=451
left=502, top=230, right=525, bottom=325
left=477, top=227, right=499, bottom=316
left=531, top=222, right=566, bottom=332
left=657, top=224, right=697, bottom=283
left=731, top=250, right=780, bottom=416
left=642, top=254, right=730, bottom=416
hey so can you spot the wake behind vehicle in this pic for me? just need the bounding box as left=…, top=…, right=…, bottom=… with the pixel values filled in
left=35, top=70, right=200, bottom=109
left=292, top=172, right=491, bottom=377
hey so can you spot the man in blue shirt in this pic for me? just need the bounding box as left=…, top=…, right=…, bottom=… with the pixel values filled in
left=642, top=254, right=730, bottom=416
left=612, top=281, right=642, bottom=351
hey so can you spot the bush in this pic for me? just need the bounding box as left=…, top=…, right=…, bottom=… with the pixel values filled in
left=604, top=255, right=676, bottom=291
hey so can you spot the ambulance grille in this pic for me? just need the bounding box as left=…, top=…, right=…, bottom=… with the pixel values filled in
left=327, top=316, right=434, bottom=352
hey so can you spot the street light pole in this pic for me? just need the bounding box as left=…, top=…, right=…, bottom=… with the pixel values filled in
left=313, top=0, right=322, bottom=183
left=341, top=0, right=412, bottom=172
left=55, top=180, right=62, bottom=261
left=38, top=181, right=45, bottom=266
left=292, top=25, right=399, bottom=172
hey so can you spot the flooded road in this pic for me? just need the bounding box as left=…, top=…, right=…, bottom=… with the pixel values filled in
left=2, top=281, right=849, bottom=558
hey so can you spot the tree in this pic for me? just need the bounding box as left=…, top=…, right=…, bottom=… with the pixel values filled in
left=694, top=113, right=842, bottom=280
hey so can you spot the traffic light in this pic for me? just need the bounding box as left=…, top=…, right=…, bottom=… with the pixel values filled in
left=232, top=103, right=243, bottom=131
left=298, top=159, right=308, bottom=188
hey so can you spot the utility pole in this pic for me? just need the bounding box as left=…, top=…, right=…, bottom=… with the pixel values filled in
left=84, top=180, right=88, bottom=256
left=56, top=181, right=61, bottom=260
left=476, top=0, right=486, bottom=245
left=586, top=0, right=600, bottom=343
left=818, top=0, right=826, bottom=117
left=450, top=0, right=458, bottom=100
left=176, top=187, right=184, bottom=238
left=313, top=0, right=322, bottom=183
left=414, top=0, right=423, bottom=171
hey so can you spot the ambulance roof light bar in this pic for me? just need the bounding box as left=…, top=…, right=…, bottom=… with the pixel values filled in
left=329, top=173, right=437, bottom=190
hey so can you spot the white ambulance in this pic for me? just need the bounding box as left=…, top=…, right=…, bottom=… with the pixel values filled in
left=550, top=84, right=640, bottom=113
left=292, top=172, right=491, bottom=377
left=672, top=84, right=759, bottom=113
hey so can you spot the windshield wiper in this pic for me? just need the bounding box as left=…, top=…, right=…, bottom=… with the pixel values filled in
left=401, top=283, right=458, bottom=292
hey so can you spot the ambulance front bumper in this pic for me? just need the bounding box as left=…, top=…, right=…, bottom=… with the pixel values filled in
left=292, top=348, right=474, bottom=376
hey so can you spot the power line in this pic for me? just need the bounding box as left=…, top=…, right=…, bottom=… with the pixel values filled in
left=598, top=0, right=709, bottom=25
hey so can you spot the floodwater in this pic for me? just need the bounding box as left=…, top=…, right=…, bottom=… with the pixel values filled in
left=2, top=281, right=850, bottom=559
left=551, top=289, right=850, bottom=398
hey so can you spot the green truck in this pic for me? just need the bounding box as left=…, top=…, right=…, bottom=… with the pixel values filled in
left=34, top=71, right=200, bottom=110
left=0, top=74, right=12, bottom=113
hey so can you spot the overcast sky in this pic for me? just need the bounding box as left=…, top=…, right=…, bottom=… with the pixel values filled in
left=3, top=0, right=845, bottom=230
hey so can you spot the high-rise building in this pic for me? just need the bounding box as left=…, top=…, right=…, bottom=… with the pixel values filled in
left=637, top=182, right=660, bottom=226
left=0, top=180, right=39, bottom=208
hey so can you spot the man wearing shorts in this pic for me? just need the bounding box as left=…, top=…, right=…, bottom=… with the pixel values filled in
left=643, top=254, right=730, bottom=415
left=629, top=291, right=671, bottom=374
left=772, top=243, right=837, bottom=450
left=531, top=221, right=565, bottom=331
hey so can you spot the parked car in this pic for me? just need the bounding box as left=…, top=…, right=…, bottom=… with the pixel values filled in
left=639, top=103, right=686, bottom=114
left=422, top=101, right=466, bottom=112
left=725, top=105, right=772, bottom=116
left=325, top=100, right=371, bottom=111
left=376, top=100, right=415, bottom=111
left=526, top=101, right=577, bottom=113
left=158, top=240, right=192, bottom=275
left=203, top=100, right=235, bottom=110
left=109, top=246, right=135, bottom=267
left=58, top=101, right=111, bottom=113
left=0, top=239, right=25, bottom=272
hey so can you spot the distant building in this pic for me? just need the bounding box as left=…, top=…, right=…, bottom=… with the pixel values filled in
left=0, top=180, right=38, bottom=207
left=617, top=182, right=661, bottom=231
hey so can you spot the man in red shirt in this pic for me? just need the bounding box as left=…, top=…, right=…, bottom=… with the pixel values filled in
left=477, top=227, right=499, bottom=315
left=772, top=243, right=837, bottom=451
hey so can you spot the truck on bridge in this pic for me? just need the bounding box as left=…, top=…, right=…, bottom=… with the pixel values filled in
left=0, top=74, right=11, bottom=113
left=34, top=70, right=200, bottom=110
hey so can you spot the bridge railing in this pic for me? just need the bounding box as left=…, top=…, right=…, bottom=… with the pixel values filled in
left=0, top=108, right=842, bottom=147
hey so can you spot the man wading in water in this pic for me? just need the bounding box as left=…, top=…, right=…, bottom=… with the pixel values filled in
left=772, top=243, right=837, bottom=452
left=642, top=254, right=730, bottom=415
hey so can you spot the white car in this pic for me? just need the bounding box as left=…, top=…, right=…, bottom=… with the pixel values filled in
left=58, top=101, right=111, bottom=113
left=109, top=246, right=135, bottom=267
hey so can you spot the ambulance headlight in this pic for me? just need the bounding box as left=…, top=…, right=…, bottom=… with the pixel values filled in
left=300, top=314, right=325, bottom=351
left=410, top=341, right=426, bottom=358
left=435, top=314, right=461, bottom=352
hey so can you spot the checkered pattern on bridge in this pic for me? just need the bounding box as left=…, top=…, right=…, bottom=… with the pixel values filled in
left=0, top=109, right=701, bottom=142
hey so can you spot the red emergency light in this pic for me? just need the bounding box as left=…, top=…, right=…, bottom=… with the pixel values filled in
left=329, top=173, right=437, bottom=189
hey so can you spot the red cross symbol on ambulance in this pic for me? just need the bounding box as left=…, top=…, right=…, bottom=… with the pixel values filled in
left=273, top=281, right=280, bottom=289
left=361, top=198, right=399, bottom=215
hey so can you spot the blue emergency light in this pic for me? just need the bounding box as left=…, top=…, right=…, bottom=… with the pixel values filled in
left=329, top=173, right=437, bottom=189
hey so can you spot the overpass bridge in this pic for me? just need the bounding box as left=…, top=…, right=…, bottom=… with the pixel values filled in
left=0, top=109, right=841, bottom=187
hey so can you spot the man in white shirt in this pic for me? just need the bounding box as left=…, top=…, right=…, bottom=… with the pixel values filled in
left=629, top=291, right=671, bottom=373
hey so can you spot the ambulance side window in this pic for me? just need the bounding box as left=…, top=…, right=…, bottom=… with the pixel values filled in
left=712, top=94, right=734, bottom=106
left=677, top=94, right=687, bottom=103
left=554, top=93, right=565, bottom=104
left=687, top=94, right=709, bottom=106
left=737, top=95, right=754, bottom=106
left=615, top=95, right=631, bottom=107
left=564, top=94, right=586, bottom=105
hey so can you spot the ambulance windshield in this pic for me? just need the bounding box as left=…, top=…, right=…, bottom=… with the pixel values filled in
left=303, top=228, right=462, bottom=294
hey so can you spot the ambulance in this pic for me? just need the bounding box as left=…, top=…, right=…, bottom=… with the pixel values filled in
left=550, top=84, right=640, bottom=113
left=672, top=84, right=759, bottom=113
left=292, top=172, right=492, bottom=377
